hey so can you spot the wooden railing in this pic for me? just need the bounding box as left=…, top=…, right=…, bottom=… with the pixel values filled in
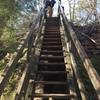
left=15, top=9, right=44, bottom=100
left=60, top=6, right=100, bottom=100
left=0, top=8, right=44, bottom=98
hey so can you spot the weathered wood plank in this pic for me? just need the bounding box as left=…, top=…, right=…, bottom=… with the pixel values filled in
left=60, top=20, right=78, bottom=100
left=15, top=64, right=30, bottom=100
left=15, top=14, right=44, bottom=100
left=70, top=53, right=87, bottom=100
left=30, top=93, right=72, bottom=98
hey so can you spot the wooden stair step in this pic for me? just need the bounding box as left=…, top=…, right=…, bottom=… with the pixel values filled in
left=45, top=31, right=60, bottom=33
left=46, top=18, right=59, bottom=21
left=30, top=93, right=71, bottom=98
left=38, top=62, right=65, bottom=66
left=40, top=50, right=63, bottom=55
left=44, top=34, right=61, bottom=36
left=37, top=71, right=68, bottom=74
left=42, top=45, right=62, bottom=48
left=43, top=38, right=61, bottom=41
left=43, top=38, right=61, bottom=40
left=46, top=21, right=59, bottom=23
left=39, top=57, right=64, bottom=62
left=45, top=29, right=60, bottom=31
left=34, top=81, right=67, bottom=85
left=45, top=26, right=59, bottom=27
left=39, top=56, right=64, bottom=60
left=40, top=50, right=63, bottom=53
left=42, top=33, right=60, bottom=36
left=46, top=22, right=59, bottom=24
left=45, top=27, right=59, bottom=30
left=46, top=17, right=59, bottom=21
left=42, top=41, right=62, bottom=44
left=42, top=43, right=62, bottom=46
left=44, top=35, right=61, bottom=38
left=41, top=46, right=62, bottom=50
left=44, top=30, right=60, bottom=32
left=45, top=28, right=59, bottom=30
left=45, top=23, right=59, bottom=25
left=44, top=33, right=60, bottom=35
left=38, top=62, right=66, bottom=71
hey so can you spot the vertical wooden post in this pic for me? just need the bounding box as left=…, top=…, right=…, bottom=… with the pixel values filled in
left=27, top=33, right=33, bottom=62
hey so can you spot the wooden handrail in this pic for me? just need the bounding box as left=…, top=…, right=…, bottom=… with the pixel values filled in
left=60, top=6, right=100, bottom=99
left=0, top=31, right=30, bottom=97
left=15, top=13, right=44, bottom=100
left=0, top=8, right=44, bottom=97
left=70, top=53, right=87, bottom=100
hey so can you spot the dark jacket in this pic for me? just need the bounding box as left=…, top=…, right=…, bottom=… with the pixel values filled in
left=51, top=0, right=56, bottom=7
left=45, top=0, right=56, bottom=8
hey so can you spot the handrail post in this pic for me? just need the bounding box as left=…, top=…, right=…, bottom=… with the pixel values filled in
left=27, top=33, right=33, bottom=62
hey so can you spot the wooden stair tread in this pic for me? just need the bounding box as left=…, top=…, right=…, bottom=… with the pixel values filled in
left=34, top=81, right=67, bottom=85
left=42, top=41, right=62, bottom=44
left=44, top=33, right=60, bottom=35
left=40, top=51, right=63, bottom=56
left=32, top=93, right=71, bottom=98
left=42, top=45, right=62, bottom=48
left=38, top=62, right=65, bottom=66
left=41, top=50, right=63, bottom=53
left=43, top=38, right=61, bottom=39
left=40, top=55, right=64, bottom=58
left=42, top=43, right=62, bottom=46
left=43, top=39, right=61, bottom=41
left=37, top=71, right=68, bottom=74
left=44, top=36, right=61, bottom=38
left=41, top=46, right=62, bottom=50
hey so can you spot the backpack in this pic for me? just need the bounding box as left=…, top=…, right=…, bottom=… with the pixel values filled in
left=50, top=0, right=56, bottom=7
left=45, top=0, right=51, bottom=7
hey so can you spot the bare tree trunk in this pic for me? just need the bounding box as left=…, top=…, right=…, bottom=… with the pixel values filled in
left=68, top=0, right=72, bottom=20
left=93, top=0, right=97, bottom=21
left=73, top=0, right=75, bottom=21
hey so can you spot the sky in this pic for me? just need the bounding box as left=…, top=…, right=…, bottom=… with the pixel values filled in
left=53, top=0, right=70, bottom=18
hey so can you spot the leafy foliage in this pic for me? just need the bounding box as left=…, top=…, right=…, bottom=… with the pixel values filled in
left=67, top=0, right=100, bottom=25
left=0, top=0, right=39, bottom=51
left=0, top=0, right=16, bottom=36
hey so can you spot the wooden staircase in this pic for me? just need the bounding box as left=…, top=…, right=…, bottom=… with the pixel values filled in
left=30, top=17, right=71, bottom=100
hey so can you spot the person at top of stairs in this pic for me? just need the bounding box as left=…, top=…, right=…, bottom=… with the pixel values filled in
left=44, top=0, right=56, bottom=17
